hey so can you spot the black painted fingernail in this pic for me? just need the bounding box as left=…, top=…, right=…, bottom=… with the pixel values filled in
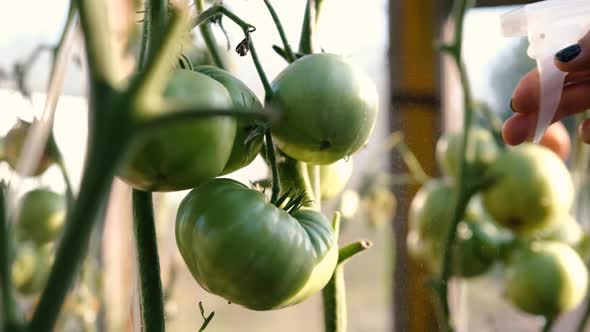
left=510, top=99, right=515, bottom=112
left=555, top=44, right=582, bottom=63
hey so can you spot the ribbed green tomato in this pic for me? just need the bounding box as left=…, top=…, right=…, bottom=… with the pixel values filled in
left=436, top=127, right=499, bottom=178
left=194, top=66, right=264, bottom=174
left=117, top=70, right=236, bottom=191
left=505, top=241, right=588, bottom=316
left=270, top=53, right=379, bottom=164
left=12, top=242, right=53, bottom=295
left=526, top=215, right=590, bottom=260
left=482, top=144, right=574, bottom=233
left=408, top=179, right=454, bottom=244
left=4, top=119, right=58, bottom=176
left=175, top=178, right=338, bottom=310
left=17, top=188, right=66, bottom=245
left=309, top=159, right=353, bottom=200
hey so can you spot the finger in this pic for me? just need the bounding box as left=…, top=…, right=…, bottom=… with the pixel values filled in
left=511, top=78, right=590, bottom=119
left=579, top=119, right=590, bottom=145
left=555, top=30, right=590, bottom=72
left=502, top=112, right=534, bottom=146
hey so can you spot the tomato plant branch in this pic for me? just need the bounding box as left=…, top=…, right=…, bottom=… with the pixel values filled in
left=132, top=190, right=165, bottom=332
left=541, top=316, right=554, bottom=332
left=308, top=164, right=321, bottom=210
left=323, top=214, right=372, bottom=332
left=435, top=0, right=476, bottom=331
left=55, top=154, right=75, bottom=206
left=262, top=0, right=296, bottom=63
left=0, top=183, right=23, bottom=331
left=298, top=0, right=316, bottom=54
left=194, top=0, right=227, bottom=69
left=338, top=240, right=372, bottom=265
left=142, top=0, right=169, bottom=70
left=192, top=5, right=273, bottom=98
left=76, top=0, right=118, bottom=86
left=265, top=131, right=282, bottom=204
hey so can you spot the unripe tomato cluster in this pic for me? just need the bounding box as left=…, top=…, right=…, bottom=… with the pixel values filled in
left=118, top=53, right=378, bottom=310
left=1, top=120, right=101, bottom=328
left=409, top=127, right=589, bottom=318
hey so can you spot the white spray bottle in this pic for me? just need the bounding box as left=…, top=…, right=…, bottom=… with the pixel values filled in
left=501, top=0, right=590, bottom=142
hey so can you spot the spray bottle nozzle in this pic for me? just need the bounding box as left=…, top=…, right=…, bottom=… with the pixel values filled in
left=500, top=0, right=590, bottom=142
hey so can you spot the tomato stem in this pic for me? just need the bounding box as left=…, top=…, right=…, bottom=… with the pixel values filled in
left=298, top=0, right=316, bottom=55
left=265, top=131, right=282, bottom=204
left=56, top=153, right=74, bottom=207
left=194, top=0, right=227, bottom=69
left=0, top=183, right=24, bottom=331
left=542, top=316, right=555, bottom=332
left=262, top=0, right=296, bottom=63
left=435, top=0, right=477, bottom=331
left=193, top=5, right=273, bottom=99
left=132, top=190, right=165, bottom=332
left=338, top=240, right=372, bottom=265
left=142, top=0, right=169, bottom=72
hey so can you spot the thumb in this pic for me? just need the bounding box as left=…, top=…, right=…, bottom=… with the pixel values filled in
left=555, top=30, right=590, bottom=72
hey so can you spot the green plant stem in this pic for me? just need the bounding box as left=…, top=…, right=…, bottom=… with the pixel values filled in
left=29, top=96, right=129, bottom=331
left=56, top=155, right=74, bottom=206
left=542, top=316, right=554, bottom=332
left=338, top=240, right=372, bottom=265
left=193, top=5, right=273, bottom=98
left=132, top=190, right=165, bottom=332
left=265, top=131, right=281, bottom=204
left=308, top=164, right=321, bottom=210
left=0, top=183, right=23, bottom=331
left=322, top=265, right=346, bottom=332
left=143, top=0, right=169, bottom=70
left=298, top=0, right=315, bottom=54
left=435, top=0, right=476, bottom=331
left=262, top=0, right=296, bottom=62
left=194, top=0, right=227, bottom=69
left=76, top=0, right=117, bottom=85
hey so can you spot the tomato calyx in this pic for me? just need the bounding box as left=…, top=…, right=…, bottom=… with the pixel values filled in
left=274, top=187, right=312, bottom=215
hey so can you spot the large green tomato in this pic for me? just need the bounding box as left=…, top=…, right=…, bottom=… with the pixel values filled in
left=194, top=66, right=264, bottom=174
left=118, top=70, right=236, bottom=191
left=12, top=242, right=53, bottom=295
left=504, top=241, right=588, bottom=316
left=436, top=127, right=499, bottom=178
left=4, top=119, right=58, bottom=176
left=176, top=178, right=338, bottom=310
left=482, top=144, right=574, bottom=233
left=270, top=53, right=379, bottom=164
left=17, top=188, right=66, bottom=245
left=309, top=159, right=353, bottom=200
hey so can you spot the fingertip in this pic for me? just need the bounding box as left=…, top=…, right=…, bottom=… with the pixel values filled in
left=511, top=69, right=540, bottom=114
left=502, top=113, right=535, bottom=146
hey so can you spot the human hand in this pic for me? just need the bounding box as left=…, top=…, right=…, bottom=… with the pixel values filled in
left=503, top=30, right=590, bottom=145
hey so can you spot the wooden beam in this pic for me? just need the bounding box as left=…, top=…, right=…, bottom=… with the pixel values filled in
left=390, top=0, right=442, bottom=331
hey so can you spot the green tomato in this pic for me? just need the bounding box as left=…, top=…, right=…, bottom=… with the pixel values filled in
left=175, top=178, right=338, bottom=310
left=436, top=127, right=499, bottom=178
left=194, top=66, right=264, bottom=174
left=309, top=159, right=353, bottom=200
left=527, top=215, right=584, bottom=246
left=4, top=119, right=58, bottom=176
left=482, top=144, right=574, bottom=233
left=504, top=241, right=588, bottom=316
left=408, top=179, right=454, bottom=244
left=12, top=242, right=53, bottom=295
left=118, top=70, right=236, bottom=191
left=17, top=188, right=66, bottom=245
left=408, top=180, right=501, bottom=277
left=270, top=53, right=379, bottom=164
